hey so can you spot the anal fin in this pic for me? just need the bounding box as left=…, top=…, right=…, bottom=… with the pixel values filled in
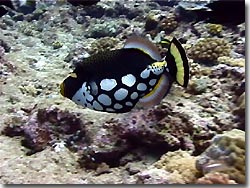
left=137, top=73, right=172, bottom=108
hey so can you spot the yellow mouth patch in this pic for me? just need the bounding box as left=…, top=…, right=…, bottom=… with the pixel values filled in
left=151, top=61, right=166, bottom=69
left=69, top=73, right=77, bottom=78
left=60, top=82, right=65, bottom=96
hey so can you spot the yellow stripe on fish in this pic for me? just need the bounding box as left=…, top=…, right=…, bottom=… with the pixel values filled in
left=60, top=36, right=189, bottom=113
left=137, top=73, right=172, bottom=108
left=166, top=38, right=189, bottom=87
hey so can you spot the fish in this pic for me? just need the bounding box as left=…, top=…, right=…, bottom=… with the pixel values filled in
left=60, top=36, right=189, bottom=113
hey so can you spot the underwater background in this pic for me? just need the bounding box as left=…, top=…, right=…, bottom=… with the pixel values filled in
left=0, top=0, right=245, bottom=184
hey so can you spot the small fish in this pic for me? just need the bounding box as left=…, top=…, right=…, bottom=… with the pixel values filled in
left=60, top=36, right=189, bottom=113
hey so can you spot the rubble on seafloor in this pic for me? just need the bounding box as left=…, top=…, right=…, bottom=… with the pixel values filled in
left=196, top=129, right=245, bottom=184
left=0, top=0, right=245, bottom=184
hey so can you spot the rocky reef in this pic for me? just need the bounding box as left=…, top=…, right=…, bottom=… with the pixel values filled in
left=0, top=0, right=245, bottom=184
left=0, top=40, right=16, bottom=82
left=196, top=129, right=245, bottom=184
left=188, top=38, right=231, bottom=64
left=2, top=106, right=87, bottom=155
left=195, top=172, right=237, bottom=184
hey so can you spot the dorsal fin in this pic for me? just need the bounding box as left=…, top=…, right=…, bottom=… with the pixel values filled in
left=123, top=36, right=162, bottom=61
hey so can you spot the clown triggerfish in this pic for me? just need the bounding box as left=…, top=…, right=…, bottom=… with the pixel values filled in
left=60, top=36, right=189, bottom=113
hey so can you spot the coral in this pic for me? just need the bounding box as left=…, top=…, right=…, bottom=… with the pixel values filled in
left=189, top=61, right=201, bottom=77
left=65, top=36, right=118, bottom=66
left=86, top=20, right=123, bottom=38
left=79, top=117, right=132, bottom=167
left=233, top=92, right=245, bottom=130
left=159, top=14, right=178, bottom=33
left=64, top=47, right=90, bottom=67
left=95, top=162, right=111, bottom=175
left=234, top=39, right=245, bottom=55
left=97, top=0, right=148, bottom=19
left=0, top=46, right=16, bottom=81
left=76, top=4, right=105, bottom=19
left=40, top=32, right=58, bottom=46
left=196, top=129, right=245, bottom=183
left=17, top=21, right=38, bottom=36
left=189, top=61, right=212, bottom=79
left=207, top=64, right=245, bottom=131
left=18, top=84, right=39, bottom=97
left=52, top=40, right=63, bottom=49
left=89, top=37, right=119, bottom=55
left=78, top=100, right=220, bottom=166
left=154, top=150, right=200, bottom=183
left=234, top=92, right=245, bottom=113
left=118, top=103, right=195, bottom=149
left=209, top=64, right=245, bottom=81
left=217, top=56, right=245, bottom=67
left=129, top=107, right=184, bottom=148
left=0, top=46, right=4, bottom=58
left=125, top=162, right=142, bottom=175
left=188, top=38, right=232, bottom=64
left=196, top=172, right=237, bottom=184
left=187, top=76, right=209, bottom=95
left=17, top=78, right=57, bottom=97
left=1, top=16, right=15, bottom=27
left=2, top=106, right=86, bottom=155
left=0, top=39, right=11, bottom=52
left=23, top=7, right=47, bottom=22
left=136, top=168, right=174, bottom=184
left=206, top=24, right=223, bottom=35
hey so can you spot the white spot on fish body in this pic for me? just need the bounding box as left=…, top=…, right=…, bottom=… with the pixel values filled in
left=72, top=88, right=86, bottom=106
left=98, top=94, right=112, bottom=106
left=137, top=83, right=147, bottom=91
left=106, top=108, right=115, bottom=112
left=86, top=103, right=92, bottom=109
left=152, top=67, right=164, bottom=75
left=114, top=103, right=123, bottom=109
left=100, top=79, right=117, bottom=91
left=93, top=100, right=103, bottom=111
left=82, top=82, right=87, bottom=90
left=130, top=92, right=138, bottom=100
left=114, top=88, right=128, bottom=101
left=125, top=102, right=133, bottom=106
left=89, top=81, right=98, bottom=95
left=140, top=68, right=150, bottom=79
left=149, top=79, right=157, bottom=86
left=121, top=74, right=136, bottom=87
left=86, top=94, right=94, bottom=102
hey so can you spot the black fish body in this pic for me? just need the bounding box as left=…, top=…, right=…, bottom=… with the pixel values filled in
left=75, top=48, right=155, bottom=80
left=60, top=37, right=189, bottom=113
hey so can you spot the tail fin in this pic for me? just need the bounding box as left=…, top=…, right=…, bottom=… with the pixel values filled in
left=165, top=37, right=189, bottom=87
